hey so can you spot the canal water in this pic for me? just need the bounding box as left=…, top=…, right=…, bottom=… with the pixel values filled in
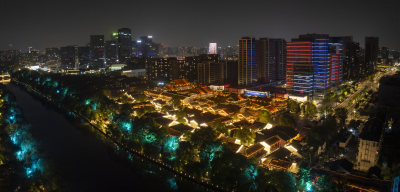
left=6, top=84, right=157, bottom=192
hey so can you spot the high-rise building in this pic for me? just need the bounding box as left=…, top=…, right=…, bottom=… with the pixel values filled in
left=105, top=40, right=118, bottom=64
left=90, top=35, right=105, bottom=68
left=208, top=43, right=217, bottom=54
left=147, top=58, right=171, bottom=81
left=238, top=37, right=257, bottom=86
left=329, top=40, right=343, bottom=86
left=256, top=38, right=286, bottom=83
left=45, top=48, right=60, bottom=61
left=136, top=35, right=159, bottom=58
left=77, top=46, right=90, bottom=69
left=286, top=34, right=343, bottom=98
left=60, top=46, right=76, bottom=69
left=183, top=56, right=199, bottom=82
left=364, top=37, right=379, bottom=75
left=197, top=54, right=226, bottom=85
left=332, top=37, right=361, bottom=80
left=117, top=28, right=132, bottom=63
left=226, top=60, right=238, bottom=87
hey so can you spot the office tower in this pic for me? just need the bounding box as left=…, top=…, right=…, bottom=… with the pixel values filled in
left=332, top=36, right=361, bottom=80
left=136, top=35, right=159, bottom=58
left=90, top=35, right=105, bottom=68
left=45, top=48, right=60, bottom=61
left=364, top=37, right=379, bottom=75
left=209, top=43, right=217, bottom=54
left=329, top=40, right=343, bottom=86
left=167, top=57, right=186, bottom=80
left=184, top=56, right=200, bottom=82
left=378, top=47, right=390, bottom=65
left=105, top=40, right=118, bottom=64
left=147, top=58, right=170, bottom=81
left=197, top=54, right=225, bottom=84
left=286, top=41, right=313, bottom=95
left=238, top=37, right=257, bottom=86
left=60, top=46, right=76, bottom=69
left=256, top=38, right=286, bottom=83
left=77, top=46, right=90, bottom=69
left=227, top=60, right=238, bottom=87
left=117, top=28, right=132, bottom=63
left=0, top=50, right=19, bottom=69
left=286, top=34, right=343, bottom=98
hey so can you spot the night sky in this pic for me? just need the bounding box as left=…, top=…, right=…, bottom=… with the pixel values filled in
left=1, top=0, right=399, bottom=50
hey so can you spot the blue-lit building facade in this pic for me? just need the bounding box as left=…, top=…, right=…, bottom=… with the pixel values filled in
left=286, top=34, right=343, bottom=99
left=238, top=37, right=257, bottom=86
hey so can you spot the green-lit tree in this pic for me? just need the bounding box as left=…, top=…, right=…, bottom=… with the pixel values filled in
left=161, top=105, right=173, bottom=113
left=304, top=102, right=317, bottom=118
left=233, top=127, right=255, bottom=146
left=211, top=121, right=229, bottom=135
left=258, top=110, right=271, bottom=123
left=175, top=111, right=186, bottom=124
left=287, top=99, right=301, bottom=114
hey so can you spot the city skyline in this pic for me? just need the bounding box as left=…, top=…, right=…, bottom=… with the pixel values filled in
left=1, top=0, right=400, bottom=50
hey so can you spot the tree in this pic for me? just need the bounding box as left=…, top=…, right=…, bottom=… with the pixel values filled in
left=214, top=95, right=226, bottom=103
left=210, top=148, right=249, bottom=190
left=161, top=105, right=173, bottom=113
left=335, top=107, right=348, bottom=127
left=135, top=94, right=147, bottom=103
left=278, top=112, right=296, bottom=129
left=189, top=127, right=218, bottom=147
left=304, top=102, right=317, bottom=118
left=233, top=127, right=255, bottom=146
left=171, top=96, right=182, bottom=109
left=175, top=141, right=195, bottom=170
left=258, top=110, right=271, bottom=123
left=211, top=121, right=229, bottom=135
left=287, top=100, right=300, bottom=114
left=265, top=170, right=297, bottom=192
left=175, top=111, right=186, bottom=124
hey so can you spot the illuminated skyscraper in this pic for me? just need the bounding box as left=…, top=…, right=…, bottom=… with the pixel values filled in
left=238, top=37, right=257, bottom=86
left=90, top=35, right=105, bottom=68
left=208, top=43, right=217, bottom=54
left=286, top=34, right=343, bottom=98
left=117, top=28, right=132, bottom=63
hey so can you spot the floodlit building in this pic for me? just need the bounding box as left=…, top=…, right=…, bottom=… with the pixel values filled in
left=208, top=43, right=217, bottom=54
left=286, top=34, right=343, bottom=99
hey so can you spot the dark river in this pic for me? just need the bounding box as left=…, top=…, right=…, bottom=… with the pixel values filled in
left=7, top=84, right=158, bottom=192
